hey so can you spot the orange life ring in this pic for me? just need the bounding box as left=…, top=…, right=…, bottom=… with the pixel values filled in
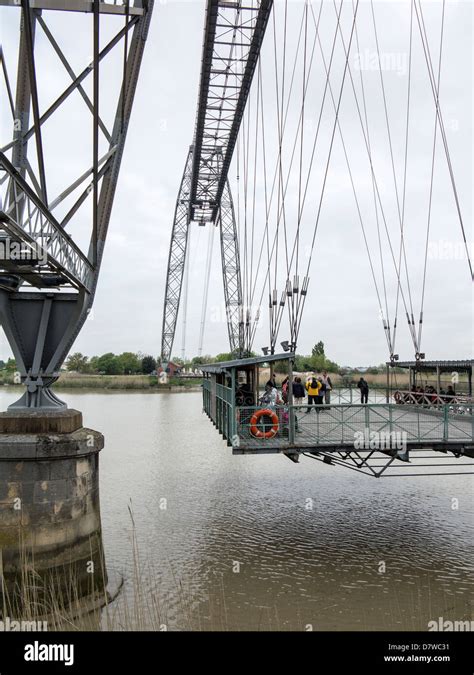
left=250, top=408, right=279, bottom=439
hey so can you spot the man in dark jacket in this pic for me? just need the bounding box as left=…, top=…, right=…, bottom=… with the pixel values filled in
left=266, top=372, right=277, bottom=389
left=292, top=377, right=306, bottom=405
left=357, top=377, right=369, bottom=404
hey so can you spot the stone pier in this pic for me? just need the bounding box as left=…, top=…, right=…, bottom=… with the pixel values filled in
left=0, top=410, right=106, bottom=615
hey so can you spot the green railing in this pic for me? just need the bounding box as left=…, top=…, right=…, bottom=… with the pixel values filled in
left=233, top=403, right=473, bottom=451
left=202, top=379, right=234, bottom=443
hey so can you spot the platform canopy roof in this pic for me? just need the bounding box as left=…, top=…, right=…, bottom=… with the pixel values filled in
left=387, top=360, right=472, bottom=371
left=201, top=352, right=295, bottom=375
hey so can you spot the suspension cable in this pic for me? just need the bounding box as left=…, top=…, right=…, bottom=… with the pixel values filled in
left=393, top=0, right=414, bottom=355
left=198, top=224, right=215, bottom=356
left=414, top=0, right=473, bottom=280
left=324, top=0, right=421, bottom=354
left=371, top=0, right=417, bottom=338
left=296, top=0, right=361, bottom=342
left=418, top=0, right=446, bottom=351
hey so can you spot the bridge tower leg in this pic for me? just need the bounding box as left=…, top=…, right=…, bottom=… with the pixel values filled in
left=218, top=178, right=244, bottom=356
left=161, top=148, right=244, bottom=365
left=161, top=147, right=194, bottom=366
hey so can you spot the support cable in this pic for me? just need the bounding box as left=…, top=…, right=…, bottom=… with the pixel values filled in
left=198, top=224, right=215, bottom=356
left=418, top=0, right=446, bottom=351
left=393, top=0, right=414, bottom=355
left=414, top=0, right=472, bottom=280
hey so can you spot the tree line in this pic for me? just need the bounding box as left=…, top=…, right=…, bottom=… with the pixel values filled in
left=65, top=352, right=157, bottom=375
left=0, top=341, right=390, bottom=377
left=173, top=342, right=388, bottom=375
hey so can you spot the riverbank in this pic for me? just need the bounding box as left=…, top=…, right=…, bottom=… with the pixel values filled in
left=0, top=372, right=203, bottom=391
left=1, top=370, right=465, bottom=392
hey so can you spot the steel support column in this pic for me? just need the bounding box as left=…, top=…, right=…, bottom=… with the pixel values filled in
left=218, top=175, right=243, bottom=356
left=161, top=147, right=193, bottom=365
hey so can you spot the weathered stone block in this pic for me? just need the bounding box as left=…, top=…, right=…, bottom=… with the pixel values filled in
left=0, top=409, right=83, bottom=434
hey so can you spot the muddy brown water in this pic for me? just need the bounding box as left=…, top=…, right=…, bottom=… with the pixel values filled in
left=1, top=389, right=472, bottom=631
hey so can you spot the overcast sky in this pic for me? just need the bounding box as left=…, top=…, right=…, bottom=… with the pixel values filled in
left=0, top=0, right=472, bottom=366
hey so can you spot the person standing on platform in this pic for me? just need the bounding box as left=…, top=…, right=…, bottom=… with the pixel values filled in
left=322, top=370, right=333, bottom=406
left=292, top=377, right=306, bottom=405
left=281, top=376, right=289, bottom=403
left=357, top=377, right=369, bottom=404
left=266, top=372, right=277, bottom=389
left=315, top=376, right=326, bottom=406
left=305, top=375, right=322, bottom=412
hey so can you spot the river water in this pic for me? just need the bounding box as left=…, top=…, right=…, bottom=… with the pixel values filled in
left=1, top=389, right=472, bottom=631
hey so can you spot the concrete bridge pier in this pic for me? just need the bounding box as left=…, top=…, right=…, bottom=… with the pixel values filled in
left=0, top=410, right=106, bottom=619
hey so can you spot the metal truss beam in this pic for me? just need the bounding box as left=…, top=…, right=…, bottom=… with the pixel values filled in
left=190, top=0, right=273, bottom=223
left=303, top=448, right=474, bottom=478
left=0, top=0, right=154, bottom=408
left=0, top=0, right=144, bottom=16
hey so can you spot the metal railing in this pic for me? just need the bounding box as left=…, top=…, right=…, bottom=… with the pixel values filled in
left=0, top=155, right=93, bottom=291
left=202, top=379, right=234, bottom=443
left=391, top=389, right=472, bottom=414
left=256, top=386, right=472, bottom=411
left=233, top=403, right=473, bottom=451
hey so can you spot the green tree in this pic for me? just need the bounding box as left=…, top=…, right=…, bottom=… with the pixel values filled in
left=141, top=355, right=156, bottom=374
left=88, top=356, right=100, bottom=373
left=366, top=366, right=380, bottom=375
left=215, top=352, right=234, bottom=362
left=66, top=352, right=89, bottom=372
left=118, top=352, right=141, bottom=374
left=5, top=358, right=16, bottom=372
left=191, top=355, right=214, bottom=366
left=312, top=341, right=325, bottom=357
left=97, top=353, right=123, bottom=375
left=309, top=353, right=326, bottom=371
left=294, top=348, right=339, bottom=374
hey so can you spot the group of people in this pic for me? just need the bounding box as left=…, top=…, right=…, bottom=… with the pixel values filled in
left=397, top=384, right=456, bottom=405
left=259, top=372, right=373, bottom=409
left=260, top=371, right=334, bottom=412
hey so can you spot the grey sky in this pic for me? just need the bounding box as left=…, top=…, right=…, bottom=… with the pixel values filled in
left=0, top=0, right=472, bottom=366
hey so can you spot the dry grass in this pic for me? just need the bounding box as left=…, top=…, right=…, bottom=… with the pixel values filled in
left=0, top=515, right=200, bottom=632
left=0, top=373, right=202, bottom=391
left=56, top=374, right=156, bottom=389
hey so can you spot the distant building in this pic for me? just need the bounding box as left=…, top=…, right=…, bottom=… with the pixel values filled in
left=158, top=361, right=182, bottom=377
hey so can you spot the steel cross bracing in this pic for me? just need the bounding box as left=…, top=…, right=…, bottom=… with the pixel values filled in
left=191, top=0, right=273, bottom=224
left=161, top=0, right=272, bottom=364
left=0, top=0, right=154, bottom=409
left=161, top=148, right=194, bottom=366
left=161, top=146, right=244, bottom=364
